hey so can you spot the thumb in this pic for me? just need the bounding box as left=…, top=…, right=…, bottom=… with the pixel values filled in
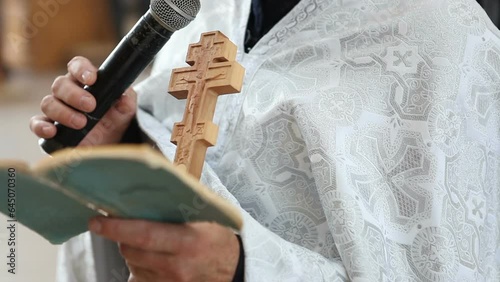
left=79, top=88, right=138, bottom=146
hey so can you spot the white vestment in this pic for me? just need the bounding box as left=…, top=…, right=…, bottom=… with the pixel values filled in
left=57, top=0, right=500, bottom=281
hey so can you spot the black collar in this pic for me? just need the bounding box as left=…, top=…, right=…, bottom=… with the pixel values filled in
left=244, top=0, right=301, bottom=52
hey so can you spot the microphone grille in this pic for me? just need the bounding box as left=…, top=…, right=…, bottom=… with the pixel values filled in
left=150, top=0, right=201, bottom=31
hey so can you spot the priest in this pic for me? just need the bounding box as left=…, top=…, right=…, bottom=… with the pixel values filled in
left=31, top=0, right=500, bottom=281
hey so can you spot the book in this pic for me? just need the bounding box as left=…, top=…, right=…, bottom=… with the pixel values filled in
left=0, top=145, right=242, bottom=244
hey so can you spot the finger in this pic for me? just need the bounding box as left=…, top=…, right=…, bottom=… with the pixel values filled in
left=67, top=56, right=98, bottom=85
left=122, top=87, right=138, bottom=107
left=127, top=264, right=158, bottom=282
left=29, top=115, right=56, bottom=138
left=79, top=90, right=137, bottom=146
left=101, top=88, right=137, bottom=124
left=89, top=217, right=194, bottom=253
left=40, top=95, right=87, bottom=129
left=128, top=274, right=139, bottom=282
left=51, top=76, right=96, bottom=113
left=128, top=273, right=151, bottom=282
left=119, top=244, right=177, bottom=272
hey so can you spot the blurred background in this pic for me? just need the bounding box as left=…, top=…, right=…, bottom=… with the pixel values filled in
left=0, top=0, right=498, bottom=282
left=0, top=1, right=148, bottom=281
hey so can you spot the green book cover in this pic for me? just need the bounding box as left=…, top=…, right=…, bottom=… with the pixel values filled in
left=0, top=145, right=242, bottom=244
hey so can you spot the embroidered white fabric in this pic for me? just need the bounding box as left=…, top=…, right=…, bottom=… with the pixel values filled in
left=58, top=0, right=500, bottom=281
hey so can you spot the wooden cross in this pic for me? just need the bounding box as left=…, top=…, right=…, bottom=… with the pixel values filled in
left=169, top=31, right=245, bottom=180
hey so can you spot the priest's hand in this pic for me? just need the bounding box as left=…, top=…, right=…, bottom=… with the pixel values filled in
left=89, top=217, right=241, bottom=282
left=30, top=56, right=137, bottom=146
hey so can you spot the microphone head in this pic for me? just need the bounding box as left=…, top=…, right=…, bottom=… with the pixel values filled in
left=150, top=0, right=201, bottom=31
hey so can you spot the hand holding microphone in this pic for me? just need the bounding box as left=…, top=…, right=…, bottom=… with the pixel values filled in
left=30, top=0, right=201, bottom=154
left=30, top=57, right=138, bottom=147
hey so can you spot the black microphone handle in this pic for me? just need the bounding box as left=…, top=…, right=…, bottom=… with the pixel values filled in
left=40, top=10, right=173, bottom=154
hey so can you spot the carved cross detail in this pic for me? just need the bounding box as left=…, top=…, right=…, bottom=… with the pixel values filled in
left=169, top=31, right=245, bottom=180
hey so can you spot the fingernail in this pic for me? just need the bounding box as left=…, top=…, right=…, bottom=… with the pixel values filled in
left=80, top=96, right=94, bottom=112
left=71, top=113, right=86, bottom=128
left=89, top=219, right=101, bottom=233
left=82, top=71, right=92, bottom=83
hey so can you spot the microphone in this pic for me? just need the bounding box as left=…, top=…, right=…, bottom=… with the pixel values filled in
left=40, top=0, right=201, bottom=154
